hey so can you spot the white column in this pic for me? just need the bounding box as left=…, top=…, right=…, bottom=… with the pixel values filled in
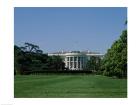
left=65, top=57, right=68, bottom=67
left=80, top=57, right=82, bottom=70
left=73, top=56, right=74, bottom=70
left=73, top=56, right=75, bottom=70
left=76, top=56, right=77, bottom=70
left=67, top=57, right=69, bottom=69
left=75, top=56, right=78, bottom=70
left=69, top=57, right=71, bottom=69
left=68, top=57, right=70, bottom=69
left=71, top=56, right=72, bottom=69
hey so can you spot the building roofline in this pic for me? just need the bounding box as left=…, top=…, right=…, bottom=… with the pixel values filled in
left=48, top=50, right=104, bottom=56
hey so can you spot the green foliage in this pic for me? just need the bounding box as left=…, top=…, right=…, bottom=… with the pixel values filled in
left=22, top=42, right=40, bottom=53
left=101, top=30, right=127, bottom=78
left=86, top=56, right=101, bottom=74
left=14, top=45, right=22, bottom=75
left=24, top=70, right=92, bottom=75
left=14, top=43, right=65, bottom=75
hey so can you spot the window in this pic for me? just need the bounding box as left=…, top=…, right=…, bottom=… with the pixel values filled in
left=74, top=62, right=76, bottom=68
left=78, top=61, right=80, bottom=68
left=74, top=57, right=77, bottom=61
left=67, top=57, right=69, bottom=61
left=70, top=62, right=72, bottom=68
left=70, top=57, right=73, bottom=61
left=78, top=57, right=80, bottom=61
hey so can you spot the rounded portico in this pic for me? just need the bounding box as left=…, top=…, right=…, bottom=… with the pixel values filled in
left=64, top=52, right=87, bottom=70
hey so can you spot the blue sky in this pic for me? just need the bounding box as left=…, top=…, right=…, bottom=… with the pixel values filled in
left=14, top=7, right=127, bottom=54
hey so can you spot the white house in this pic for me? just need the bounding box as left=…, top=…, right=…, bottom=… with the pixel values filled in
left=48, top=51, right=104, bottom=70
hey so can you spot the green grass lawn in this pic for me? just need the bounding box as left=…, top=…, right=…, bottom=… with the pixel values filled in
left=14, top=75, right=127, bottom=98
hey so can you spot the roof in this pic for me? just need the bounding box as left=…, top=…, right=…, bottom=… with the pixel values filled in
left=48, top=50, right=104, bottom=56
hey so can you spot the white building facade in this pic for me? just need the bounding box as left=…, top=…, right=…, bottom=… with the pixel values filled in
left=48, top=51, right=104, bottom=70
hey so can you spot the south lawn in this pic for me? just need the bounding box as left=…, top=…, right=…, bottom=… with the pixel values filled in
left=14, top=75, right=127, bottom=98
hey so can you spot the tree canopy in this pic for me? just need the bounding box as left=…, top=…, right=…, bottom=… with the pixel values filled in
left=86, top=56, right=101, bottom=73
left=101, top=30, right=127, bottom=78
left=14, top=42, right=65, bottom=75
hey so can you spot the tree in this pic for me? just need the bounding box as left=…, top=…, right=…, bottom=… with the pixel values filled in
left=101, top=30, right=127, bottom=78
left=51, top=55, right=65, bottom=70
left=21, top=42, right=41, bottom=53
left=14, top=42, right=66, bottom=75
left=86, top=56, right=101, bottom=73
left=14, top=45, right=32, bottom=75
left=14, top=45, right=22, bottom=75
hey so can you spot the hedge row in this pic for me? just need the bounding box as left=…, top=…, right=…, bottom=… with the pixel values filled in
left=23, top=70, right=93, bottom=75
